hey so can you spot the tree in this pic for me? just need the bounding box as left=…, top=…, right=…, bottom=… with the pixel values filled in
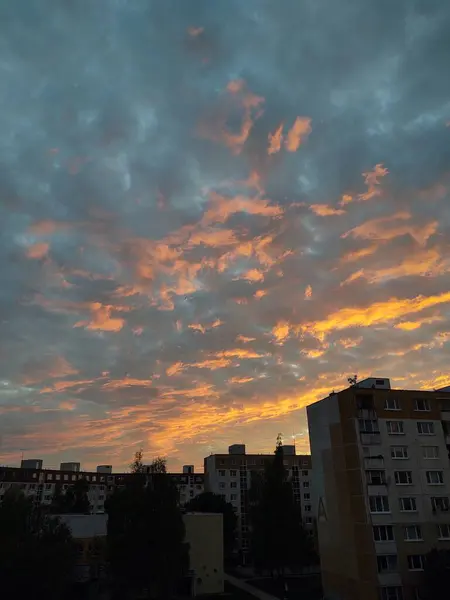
left=106, top=455, right=189, bottom=599
left=0, top=488, right=76, bottom=598
left=422, top=549, right=450, bottom=599
left=185, top=492, right=237, bottom=563
left=249, top=436, right=315, bottom=578
left=130, top=448, right=145, bottom=474
left=51, top=478, right=91, bottom=514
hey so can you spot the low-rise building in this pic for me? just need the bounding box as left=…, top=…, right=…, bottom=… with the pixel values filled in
left=0, top=464, right=204, bottom=512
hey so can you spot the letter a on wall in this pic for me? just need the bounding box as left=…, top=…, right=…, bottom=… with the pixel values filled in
left=318, top=497, right=327, bottom=522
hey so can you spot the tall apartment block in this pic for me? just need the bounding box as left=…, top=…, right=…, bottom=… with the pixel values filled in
left=0, top=463, right=204, bottom=512
left=307, top=377, right=450, bottom=600
left=204, top=444, right=313, bottom=558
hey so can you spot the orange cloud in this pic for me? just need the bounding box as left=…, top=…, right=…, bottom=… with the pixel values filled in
left=236, top=335, right=256, bottom=343
left=340, top=245, right=379, bottom=263
left=394, top=316, right=443, bottom=331
left=339, top=164, right=389, bottom=205
left=166, top=362, right=185, bottom=376
left=26, top=242, right=49, bottom=259
left=285, top=117, right=312, bottom=152
left=199, top=80, right=264, bottom=154
left=229, top=376, right=254, bottom=384
left=303, top=291, right=450, bottom=337
left=268, top=123, right=284, bottom=155
left=203, top=191, right=283, bottom=224
left=304, top=285, right=312, bottom=299
left=239, top=268, right=265, bottom=283
left=309, top=204, right=345, bottom=217
left=272, top=321, right=290, bottom=344
left=342, top=211, right=438, bottom=246
left=74, top=302, right=126, bottom=332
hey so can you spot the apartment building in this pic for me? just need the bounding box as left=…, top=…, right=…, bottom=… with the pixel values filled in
left=307, top=377, right=450, bottom=600
left=204, top=443, right=313, bottom=556
left=0, top=463, right=204, bottom=511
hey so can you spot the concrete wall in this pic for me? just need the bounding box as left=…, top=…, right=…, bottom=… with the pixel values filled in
left=184, top=512, right=224, bottom=595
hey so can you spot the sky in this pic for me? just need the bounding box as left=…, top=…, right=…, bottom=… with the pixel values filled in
left=1, top=0, right=450, bottom=473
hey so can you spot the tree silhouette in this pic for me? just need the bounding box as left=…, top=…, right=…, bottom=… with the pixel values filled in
left=106, top=455, right=189, bottom=599
left=249, top=436, right=315, bottom=578
left=0, top=488, right=76, bottom=598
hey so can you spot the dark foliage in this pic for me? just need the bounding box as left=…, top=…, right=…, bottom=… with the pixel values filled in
left=0, top=488, right=76, bottom=599
left=106, top=455, right=189, bottom=599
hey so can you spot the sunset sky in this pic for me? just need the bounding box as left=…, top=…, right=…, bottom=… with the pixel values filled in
left=1, top=1, right=450, bottom=472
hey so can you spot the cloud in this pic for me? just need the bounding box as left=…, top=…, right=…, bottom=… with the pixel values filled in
left=285, top=117, right=312, bottom=152
left=2, top=0, right=450, bottom=471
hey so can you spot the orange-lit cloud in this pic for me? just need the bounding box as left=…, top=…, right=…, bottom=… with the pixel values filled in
left=285, top=117, right=312, bottom=152
left=342, top=211, right=438, bottom=246
left=268, top=123, right=284, bottom=155
left=74, top=302, right=126, bottom=332
left=303, top=291, right=450, bottom=337
left=309, top=204, right=345, bottom=217
left=339, top=164, right=389, bottom=205
left=272, top=321, right=290, bottom=344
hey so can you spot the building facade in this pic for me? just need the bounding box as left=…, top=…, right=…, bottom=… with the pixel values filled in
left=307, top=377, right=450, bottom=600
left=0, top=464, right=204, bottom=512
left=204, top=444, right=313, bottom=556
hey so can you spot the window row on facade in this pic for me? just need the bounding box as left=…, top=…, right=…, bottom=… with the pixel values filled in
left=359, top=419, right=439, bottom=435
left=373, top=523, right=450, bottom=541
left=369, top=494, right=450, bottom=513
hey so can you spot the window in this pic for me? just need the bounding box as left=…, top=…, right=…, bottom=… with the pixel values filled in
left=395, top=471, right=413, bottom=485
left=230, top=470, right=237, bottom=477
left=426, top=471, right=444, bottom=485
left=387, top=421, right=404, bottom=435
left=431, top=496, right=450, bottom=511
left=304, top=505, right=312, bottom=512
left=305, top=516, right=312, bottom=524
left=231, top=494, right=237, bottom=501
left=377, top=555, right=398, bottom=573
left=92, top=476, right=96, bottom=482
left=55, top=474, right=60, bottom=481
left=32, top=473, right=37, bottom=479
left=438, top=524, right=450, bottom=539
left=399, top=497, right=417, bottom=512
left=219, top=482, right=226, bottom=489
left=63, top=474, right=68, bottom=481
left=407, top=555, right=424, bottom=571
left=369, top=496, right=390, bottom=513
left=391, top=446, right=408, bottom=459
left=373, top=525, right=394, bottom=542
left=422, top=446, right=439, bottom=459
left=359, top=419, right=379, bottom=433
left=218, top=470, right=226, bottom=477
left=196, top=484, right=202, bottom=490
left=404, top=525, right=422, bottom=541
left=304, top=493, right=310, bottom=500
left=417, top=422, right=434, bottom=435
left=303, top=481, right=309, bottom=488
left=302, top=470, right=309, bottom=476
left=47, top=474, right=53, bottom=481
left=380, top=587, right=403, bottom=600
left=230, top=482, right=237, bottom=488
left=366, top=470, right=387, bottom=485
left=45, top=484, right=52, bottom=490
left=385, top=398, right=400, bottom=410
left=415, top=399, right=430, bottom=412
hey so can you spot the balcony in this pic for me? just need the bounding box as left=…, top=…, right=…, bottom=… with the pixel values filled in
left=360, top=432, right=381, bottom=445
left=358, top=408, right=377, bottom=420
left=364, top=456, right=385, bottom=469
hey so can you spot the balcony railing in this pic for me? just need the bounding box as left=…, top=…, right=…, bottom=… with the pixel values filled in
left=360, top=432, right=381, bottom=445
